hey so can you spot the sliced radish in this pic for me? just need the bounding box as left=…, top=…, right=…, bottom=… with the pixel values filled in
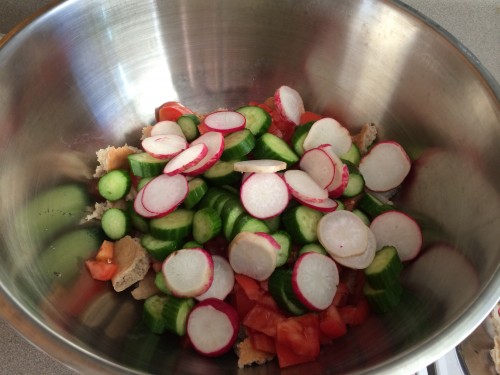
left=240, top=172, right=289, bottom=219
left=359, top=141, right=411, bottom=192
left=369, top=210, right=422, bottom=261
left=233, top=159, right=287, bottom=173
left=202, top=111, right=246, bottom=135
left=187, top=298, right=239, bottom=357
left=297, top=197, right=339, bottom=212
left=332, top=229, right=376, bottom=269
left=151, top=120, right=186, bottom=138
left=303, top=118, right=352, bottom=156
left=283, top=169, right=328, bottom=204
left=274, top=85, right=305, bottom=126
left=254, top=232, right=281, bottom=250
left=318, top=144, right=350, bottom=198
left=292, top=252, right=339, bottom=311
left=183, top=132, right=224, bottom=176
left=196, top=255, right=234, bottom=301
left=141, top=174, right=188, bottom=216
left=133, top=187, right=159, bottom=218
left=163, top=143, right=208, bottom=176
left=162, top=248, right=214, bottom=297
left=228, top=232, right=277, bottom=281
left=299, top=148, right=335, bottom=189
left=142, top=134, right=187, bottom=159
left=317, top=210, right=369, bottom=257
left=241, top=172, right=254, bottom=183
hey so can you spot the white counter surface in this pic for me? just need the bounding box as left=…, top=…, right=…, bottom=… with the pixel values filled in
left=0, top=1, right=498, bottom=374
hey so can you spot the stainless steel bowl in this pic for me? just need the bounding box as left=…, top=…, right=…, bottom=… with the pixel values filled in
left=0, top=0, right=499, bottom=374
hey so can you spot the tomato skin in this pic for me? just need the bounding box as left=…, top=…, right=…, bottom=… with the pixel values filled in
left=232, top=283, right=256, bottom=320
left=95, top=240, right=114, bottom=262
left=300, top=111, right=323, bottom=124
left=243, top=303, right=286, bottom=338
left=249, top=332, right=276, bottom=354
left=338, top=297, right=370, bottom=326
left=319, top=304, right=347, bottom=340
left=332, top=282, right=349, bottom=307
left=155, top=101, right=194, bottom=122
left=275, top=313, right=321, bottom=368
left=85, top=260, right=117, bottom=281
left=234, top=273, right=262, bottom=301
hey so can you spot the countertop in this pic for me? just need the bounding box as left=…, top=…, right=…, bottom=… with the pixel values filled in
left=0, top=1, right=499, bottom=374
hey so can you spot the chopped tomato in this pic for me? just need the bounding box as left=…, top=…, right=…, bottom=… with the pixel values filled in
left=249, top=332, right=276, bottom=354
left=338, top=297, right=370, bottom=326
left=300, top=111, right=323, bottom=124
left=332, top=282, right=349, bottom=307
left=151, top=261, right=163, bottom=273
left=243, top=303, right=286, bottom=338
left=271, top=110, right=295, bottom=143
left=234, top=274, right=262, bottom=301
left=275, top=313, right=321, bottom=368
left=319, top=304, right=347, bottom=340
left=95, top=240, right=114, bottom=263
left=155, top=101, right=194, bottom=122
left=197, top=122, right=210, bottom=135
left=257, top=292, right=281, bottom=312
left=267, top=121, right=284, bottom=139
left=232, top=283, right=256, bottom=320
left=85, top=260, right=117, bottom=281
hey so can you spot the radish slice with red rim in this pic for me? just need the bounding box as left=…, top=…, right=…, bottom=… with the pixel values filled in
left=359, top=141, right=411, bottom=192
left=141, top=174, right=188, bottom=216
left=303, top=118, right=352, bottom=156
left=369, top=210, right=422, bottom=261
left=317, top=210, right=369, bottom=257
left=142, top=134, right=187, bottom=159
left=297, top=197, right=339, bottom=213
left=151, top=120, right=186, bottom=138
left=318, top=144, right=350, bottom=198
left=283, top=169, right=328, bottom=204
left=162, top=248, right=214, bottom=297
left=133, top=187, right=159, bottom=218
left=187, top=298, right=239, bottom=357
left=299, top=147, right=336, bottom=189
left=332, top=229, right=376, bottom=269
left=183, top=132, right=224, bottom=176
left=240, top=172, right=289, bottom=219
left=254, top=232, right=281, bottom=250
left=274, top=85, right=305, bottom=126
left=233, top=159, right=287, bottom=173
left=292, top=252, right=339, bottom=311
left=163, top=143, right=208, bottom=176
left=196, top=255, right=234, bottom=301
left=202, top=111, right=246, bottom=135
left=228, top=232, right=277, bottom=281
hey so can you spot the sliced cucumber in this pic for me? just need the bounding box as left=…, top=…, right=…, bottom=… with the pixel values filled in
left=271, top=231, right=292, bottom=267
left=192, top=207, right=222, bottom=244
left=182, top=240, right=203, bottom=249
left=357, top=192, right=394, bottom=219
left=98, top=169, right=132, bottom=201
left=352, top=208, right=370, bottom=226
left=340, top=143, right=362, bottom=165
left=128, top=152, right=168, bottom=177
left=263, top=215, right=281, bottom=233
left=291, top=121, right=314, bottom=156
left=101, top=208, right=130, bottom=240
left=149, top=209, right=194, bottom=241
left=127, top=201, right=149, bottom=233
left=236, top=105, right=272, bottom=137
left=282, top=205, right=324, bottom=245
left=253, top=133, right=299, bottom=167
left=143, top=295, right=169, bottom=334
left=154, top=272, right=172, bottom=295
left=221, top=129, right=255, bottom=161
left=137, top=177, right=154, bottom=191
left=203, top=161, right=241, bottom=186
left=298, top=243, right=328, bottom=256
left=141, top=233, right=180, bottom=261
left=342, top=161, right=365, bottom=198
left=162, top=296, right=195, bottom=336
left=364, top=246, right=403, bottom=289
left=231, top=214, right=270, bottom=240
left=363, top=281, right=403, bottom=314
left=268, top=269, right=307, bottom=316
left=220, top=198, right=246, bottom=240
left=184, top=177, right=208, bottom=209
left=177, top=114, right=200, bottom=142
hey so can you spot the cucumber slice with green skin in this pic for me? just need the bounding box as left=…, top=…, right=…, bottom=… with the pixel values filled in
left=357, top=192, right=394, bottom=219
left=236, top=105, right=272, bottom=137
left=143, top=295, right=169, bottom=334
left=335, top=199, right=345, bottom=210
left=364, top=245, right=403, bottom=289
left=363, top=281, right=403, bottom=313
left=221, top=129, right=255, bottom=161
left=291, top=121, right=314, bottom=157
left=141, top=233, right=180, bottom=261
left=137, top=177, right=154, bottom=191
left=101, top=208, right=130, bottom=240
left=220, top=199, right=246, bottom=240
left=340, top=143, right=362, bottom=165
left=271, top=230, right=292, bottom=267
left=193, top=207, right=222, bottom=244
left=182, top=240, right=203, bottom=249
left=203, top=161, right=241, bottom=186
left=268, top=269, right=307, bottom=316
left=162, top=296, right=195, bottom=336
left=298, top=243, right=328, bottom=256
left=155, top=272, right=172, bottom=295
left=282, top=205, right=324, bottom=245
left=352, top=208, right=370, bottom=226
left=149, top=209, right=194, bottom=241
left=263, top=215, right=281, bottom=233
left=177, top=114, right=200, bottom=142
left=127, top=201, right=150, bottom=233
left=128, top=152, right=168, bottom=177
left=184, top=177, right=208, bottom=209
left=342, top=161, right=365, bottom=198
left=98, top=169, right=132, bottom=201
left=230, top=214, right=270, bottom=240
left=253, top=133, right=299, bottom=168
left=198, top=187, right=227, bottom=210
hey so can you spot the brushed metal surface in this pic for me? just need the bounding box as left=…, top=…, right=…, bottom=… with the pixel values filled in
left=0, top=0, right=498, bottom=374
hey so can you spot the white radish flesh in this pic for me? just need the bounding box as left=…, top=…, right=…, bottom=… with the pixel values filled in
left=283, top=169, right=328, bottom=204
left=317, top=210, right=369, bottom=257
left=162, top=248, right=214, bottom=297
left=141, top=134, right=187, bottom=159
left=369, top=210, right=422, bottom=261
left=133, top=187, right=158, bottom=218
left=163, top=143, right=208, bottom=176
left=196, top=255, right=234, bottom=301
left=303, top=118, right=352, bottom=156
left=359, top=141, right=411, bottom=192
left=318, top=144, right=350, bottom=198
left=292, top=252, right=339, bottom=311
left=141, top=174, right=188, bottom=216
left=297, top=197, right=339, bottom=213
left=203, top=111, right=246, bottom=135
left=332, top=228, right=376, bottom=269
left=228, top=232, right=277, bottom=281
left=151, top=120, right=186, bottom=138
left=254, top=232, right=281, bottom=250
left=187, top=298, right=239, bottom=357
left=240, top=172, right=289, bottom=219
left=183, top=132, right=224, bottom=176
left=233, top=159, right=287, bottom=173
left=299, top=148, right=335, bottom=189
left=274, top=85, right=305, bottom=125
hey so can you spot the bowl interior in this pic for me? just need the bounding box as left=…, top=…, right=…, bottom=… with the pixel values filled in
left=0, top=0, right=499, bottom=374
